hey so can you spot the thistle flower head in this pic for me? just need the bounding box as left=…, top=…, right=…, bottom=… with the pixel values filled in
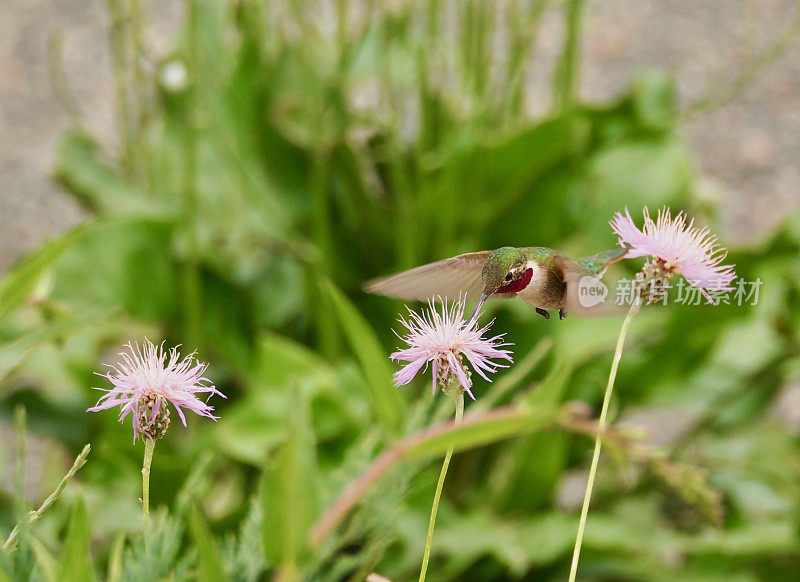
left=610, top=207, right=736, bottom=302
left=390, top=296, right=513, bottom=400
left=87, top=339, right=225, bottom=442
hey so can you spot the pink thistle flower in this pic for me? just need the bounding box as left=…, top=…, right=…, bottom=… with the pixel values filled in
left=87, top=339, right=225, bottom=441
left=390, top=296, right=513, bottom=400
left=610, top=207, right=737, bottom=302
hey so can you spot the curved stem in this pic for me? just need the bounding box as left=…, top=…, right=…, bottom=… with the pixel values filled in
left=568, top=299, right=640, bottom=582
left=142, top=438, right=156, bottom=537
left=3, top=444, right=91, bottom=550
left=419, top=389, right=464, bottom=582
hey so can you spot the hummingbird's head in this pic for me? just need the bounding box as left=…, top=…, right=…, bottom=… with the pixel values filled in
left=481, top=247, right=531, bottom=296
left=468, top=247, right=531, bottom=324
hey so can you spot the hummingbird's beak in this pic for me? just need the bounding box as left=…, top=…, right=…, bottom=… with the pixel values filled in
left=467, top=294, right=488, bottom=327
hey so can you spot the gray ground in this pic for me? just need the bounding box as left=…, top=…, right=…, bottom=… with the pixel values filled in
left=1, top=0, right=799, bottom=274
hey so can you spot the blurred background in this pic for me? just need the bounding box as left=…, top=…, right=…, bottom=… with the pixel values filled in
left=1, top=1, right=800, bottom=580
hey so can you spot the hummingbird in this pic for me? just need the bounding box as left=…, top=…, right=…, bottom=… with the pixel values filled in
left=365, top=246, right=628, bottom=322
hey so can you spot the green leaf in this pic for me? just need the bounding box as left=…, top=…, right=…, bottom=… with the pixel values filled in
left=51, top=219, right=177, bottom=318
left=434, top=511, right=576, bottom=578
left=250, top=332, right=335, bottom=391
left=493, top=362, right=572, bottom=511
left=0, top=555, right=13, bottom=582
left=582, top=135, right=692, bottom=238
left=56, top=498, right=95, bottom=582
left=188, top=505, right=230, bottom=582
left=405, top=406, right=557, bottom=461
left=30, top=537, right=58, bottom=582
left=432, top=114, right=592, bottom=232
left=631, top=70, right=676, bottom=131
left=215, top=333, right=339, bottom=464
left=105, top=533, right=125, bottom=582
left=215, top=392, right=291, bottom=465
left=707, top=316, right=780, bottom=376
left=0, top=313, right=112, bottom=387
left=321, top=279, right=405, bottom=436
left=261, top=389, right=320, bottom=573
left=522, top=358, right=571, bottom=412
left=55, top=131, right=177, bottom=219
left=0, top=225, right=88, bottom=322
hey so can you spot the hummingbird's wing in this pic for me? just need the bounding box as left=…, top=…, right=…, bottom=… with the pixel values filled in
left=364, top=251, right=492, bottom=302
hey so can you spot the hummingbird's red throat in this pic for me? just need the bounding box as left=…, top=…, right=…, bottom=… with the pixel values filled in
left=497, top=268, right=533, bottom=294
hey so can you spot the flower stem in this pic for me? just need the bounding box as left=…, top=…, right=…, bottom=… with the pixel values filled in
left=568, top=298, right=640, bottom=582
left=419, top=389, right=464, bottom=582
left=142, top=438, right=156, bottom=535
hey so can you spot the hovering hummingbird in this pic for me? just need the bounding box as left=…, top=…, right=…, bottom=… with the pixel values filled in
left=365, top=246, right=629, bottom=321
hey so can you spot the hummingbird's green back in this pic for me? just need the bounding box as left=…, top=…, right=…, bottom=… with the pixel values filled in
left=576, top=247, right=629, bottom=275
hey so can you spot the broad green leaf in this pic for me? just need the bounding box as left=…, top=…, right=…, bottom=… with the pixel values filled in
left=552, top=309, right=664, bottom=368
left=51, top=219, right=176, bottom=318
left=0, top=313, right=111, bottom=387
left=321, top=279, right=404, bottom=436
left=474, top=337, right=553, bottom=412
left=56, top=498, right=95, bottom=582
left=0, top=225, right=88, bottom=322
left=489, top=362, right=573, bottom=511
left=583, top=135, right=692, bottom=234
left=215, top=392, right=292, bottom=465
left=30, top=537, right=58, bottom=582
left=583, top=513, right=797, bottom=558
left=216, top=334, right=341, bottom=464
left=630, top=70, right=676, bottom=131
left=0, top=556, right=13, bottom=582
left=55, top=131, right=177, bottom=219
left=188, top=505, right=230, bottom=582
left=261, top=389, right=320, bottom=572
left=106, top=533, right=125, bottom=582
left=707, top=316, right=780, bottom=375
left=435, top=511, right=576, bottom=579
left=405, top=406, right=557, bottom=461
left=522, top=358, right=572, bottom=411
left=251, top=332, right=334, bottom=391
left=432, top=114, right=592, bottom=231
left=495, top=431, right=570, bottom=512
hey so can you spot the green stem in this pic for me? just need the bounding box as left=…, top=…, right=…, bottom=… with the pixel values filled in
left=142, top=438, right=156, bottom=536
left=554, top=0, right=585, bottom=113
left=419, top=388, right=465, bottom=582
left=105, top=0, right=134, bottom=176
left=308, top=153, right=340, bottom=360
left=9, top=406, right=28, bottom=555
left=3, top=444, right=91, bottom=550
left=181, top=0, right=202, bottom=348
left=503, top=0, right=550, bottom=122
left=568, top=298, right=640, bottom=582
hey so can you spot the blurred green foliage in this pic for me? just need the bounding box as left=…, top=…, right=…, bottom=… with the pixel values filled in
left=2, top=0, right=800, bottom=580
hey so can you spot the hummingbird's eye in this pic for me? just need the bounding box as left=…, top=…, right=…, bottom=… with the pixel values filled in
left=504, top=272, right=513, bottom=281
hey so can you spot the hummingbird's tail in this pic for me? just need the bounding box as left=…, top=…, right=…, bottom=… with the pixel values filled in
left=577, top=247, right=629, bottom=276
